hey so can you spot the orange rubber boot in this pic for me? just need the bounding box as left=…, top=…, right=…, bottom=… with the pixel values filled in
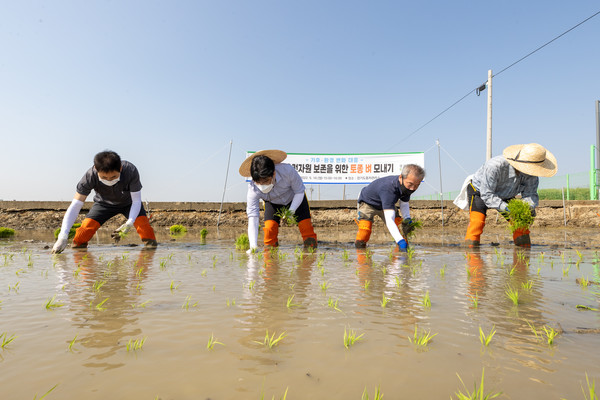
left=134, top=215, right=157, bottom=247
left=513, top=227, right=531, bottom=247
left=263, top=220, right=279, bottom=247
left=72, top=218, right=101, bottom=248
left=465, top=211, right=485, bottom=247
left=355, top=220, right=372, bottom=248
left=298, top=218, right=317, bottom=249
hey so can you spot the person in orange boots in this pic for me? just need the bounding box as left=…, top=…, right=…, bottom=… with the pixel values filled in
left=354, top=164, right=425, bottom=251
left=456, top=143, right=557, bottom=247
left=51, top=150, right=157, bottom=253
left=239, top=150, right=317, bottom=253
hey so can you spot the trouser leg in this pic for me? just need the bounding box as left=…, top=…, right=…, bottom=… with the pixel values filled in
left=513, top=227, right=531, bottom=247
left=72, top=218, right=101, bottom=247
left=355, top=220, right=373, bottom=248
left=263, top=220, right=279, bottom=247
left=298, top=218, right=317, bottom=248
left=134, top=215, right=157, bottom=247
left=465, top=211, right=486, bottom=247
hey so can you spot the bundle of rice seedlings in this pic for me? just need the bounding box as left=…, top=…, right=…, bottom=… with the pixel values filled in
left=506, top=199, right=534, bottom=233
left=53, top=223, right=81, bottom=239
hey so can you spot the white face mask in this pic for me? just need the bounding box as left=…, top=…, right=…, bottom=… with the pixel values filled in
left=256, top=183, right=274, bottom=193
left=99, top=177, right=120, bottom=186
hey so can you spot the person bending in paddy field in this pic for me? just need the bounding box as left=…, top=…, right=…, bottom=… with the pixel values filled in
left=51, top=150, right=157, bottom=254
left=455, top=143, right=557, bottom=248
left=239, top=150, right=317, bottom=253
left=355, top=164, right=425, bottom=251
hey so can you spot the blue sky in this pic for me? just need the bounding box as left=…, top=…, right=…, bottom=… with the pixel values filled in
left=1, top=1, right=599, bottom=202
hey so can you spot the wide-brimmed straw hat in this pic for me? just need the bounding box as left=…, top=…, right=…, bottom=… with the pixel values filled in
left=238, top=149, right=287, bottom=177
left=502, top=143, right=557, bottom=177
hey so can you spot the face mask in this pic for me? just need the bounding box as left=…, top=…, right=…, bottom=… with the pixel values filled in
left=256, top=183, right=274, bottom=193
left=400, top=177, right=416, bottom=195
left=99, top=177, right=120, bottom=186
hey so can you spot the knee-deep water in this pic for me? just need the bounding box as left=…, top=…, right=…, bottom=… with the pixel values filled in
left=0, top=228, right=599, bottom=399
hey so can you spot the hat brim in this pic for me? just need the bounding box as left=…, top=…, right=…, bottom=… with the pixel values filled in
left=503, top=144, right=558, bottom=177
left=238, top=150, right=287, bottom=177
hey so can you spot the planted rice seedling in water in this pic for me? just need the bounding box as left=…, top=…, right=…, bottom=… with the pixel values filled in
left=92, top=280, right=106, bottom=292
left=363, top=280, right=371, bottom=290
left=226, top=298, right=236, bottom=307
left=505, top=287, right=520, bottom=306
left=320, top=281, right=330, bottom=292
left=469, top=293, right=479, bottom=309
left=206, top=333, right=224, bottom=350
left=581, top=373, right=598, bottom=400
left=406, top=247, right=415, bottom=260
left=439, top=264, right=446, bottom=278
left=286, top=294, right=300, bottom=309
left=408, top=325, right=437, bottom=348
left=33, top=383, right=59, bottom=400
left=421, top=291, right=431, bottom=309
left=96, top=297, right=109, bottom=311
left=170, top=280, right=180, bottom=291
left=1, top=332, right=17, bottom=349
left=521, top=280, right=533, bottom=291
left=327, top=296, right=342, bottom=312
left=479, top=326, right=496, bottom=346
left=453, top=368, right=501, bottom=400
left=542, top=325, right=559, bottom=345
left=126, top=336, right=147, bottom=352
left=45, top=295, right=63, bottom=310
left=182, top=295, right=198, bottom=309
left=343, top=327, right=364, bottom=349
left=380, top=293, right=390, bottom=308
left=361, top=385, right=383, bottom=400
left=255, top=330, right=287, bottom=349
left=169, top=224, right=187, bottom=236
left=68, top=335, right=78, bottom=352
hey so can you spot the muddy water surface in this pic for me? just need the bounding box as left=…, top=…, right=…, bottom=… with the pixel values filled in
left=0, top=228, right=599, bottom=399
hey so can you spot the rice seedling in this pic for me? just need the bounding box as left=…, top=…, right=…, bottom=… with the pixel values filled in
left=33, top=383, right=59, bottom=400
left=576, top=249, right=583, bottom=261
left=169, top=224, right=187, bottom=236
left=327, top=296, right=342, bottom=312
left=286, top=294, right=300, bottom=309
left=536, top=267, right=541, bottom=276
left=508, top=265, right=517, bottom=276
left=45, top=295, right=63, bottom=310
left=406, top=247, right=415, bottom=260
left=27, top=253, right=34, bottom=267
left=421, top=291, right=431, bottom=309
left=439, top=264, right=446, bottom=278
left=182, top=295, right=198, bottom=309
left=92, top=280, right=106, bottom=292
left=525, top=320, right=540, bottom=340
left=404, top=218, right=423, bottom=240
left=581, top=373, right=598, bottom=400
left=260, top=386, right=289, bottom=400
left=395, top=276, right=401, bottom=288
left=542, top=325, right=559, bottom=345
left=320, top=281, right=330, bottom=292
left=454, top=368, right=501, bottom=400
left=226, top=298, right=236, bottom=307
left=236, top=234, right=250, bottom=251
left=479, top=326, right=496, bottom=346
left=68, top=335, right=78, bottom=352
left=134, top=300, right=152, bottom=308
left=505, top=287, right=520, bottom=306
left=319, top=267, right=326, bottom=276
left=212, top=285, right=216, bottom=292
left=96, top=297, right=109, bottom=311
left=363, top=280, right=371, bottom=290
left=579, top=277, right=590, bottom=289
left=341, top=249, right=349, bottom=261
left=199, top=228, right=208, bottom=240
left=206, top=333, right=224, bottom=350
left=126, top=336, right=147, bottom=352
left=9, top=281, right=20, bottom=293
left=212, top=255, right=218, bottom=268
left=516, top=250, right=526, bottom=261
left=1, top=332, right=16, bottom=349
left=361, top=385, right=383, bottom=400
left=521, top=280, right=534, bottom=291
left=408, top=325, right=437, bottom=348
left=0, top=227, right=16, bottom=238
left=73, top=265, right=82, bottom=278
left=15, top=268, right=25, bottom=276
left=170, top=280, right=180, bottom=291
left=274, top=207, right=297, bottom=226
left=576, top=304, right=599, bottom=311
left=343, top=327, right=364, bottom=349
left=365, top=249, right=373, bottom=259
left=506, top=198, right=534, bottom=234
left=201, top=269, right=208, bottom=277
left=466, top=266, right=472, bottom=278
left=538, top=252, right=545, bottom=264
left=469, top=293, right=479, bottom=309
left=380, top=293, right=391, bottom=308
left=562, top=265, right=570, bottom=276
left=248, top=280, right=256, bottom=291
left=254, top=330, right=287, bottom=349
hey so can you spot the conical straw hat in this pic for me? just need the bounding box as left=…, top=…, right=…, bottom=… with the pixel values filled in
left=238, top=150, right=287, bottom=177
left=502, top=143, right=557, bottom=177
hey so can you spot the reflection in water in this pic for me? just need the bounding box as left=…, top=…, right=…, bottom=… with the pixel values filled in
left=64, top=248, right=156, bottom=370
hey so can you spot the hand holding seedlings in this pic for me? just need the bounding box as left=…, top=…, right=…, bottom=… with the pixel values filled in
left=112, top=221, right=133, bottom=243
left=275, top=207, right=297, bottom=226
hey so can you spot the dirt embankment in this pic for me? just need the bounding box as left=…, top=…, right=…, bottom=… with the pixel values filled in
left=1, top=200, right=599, bottom=231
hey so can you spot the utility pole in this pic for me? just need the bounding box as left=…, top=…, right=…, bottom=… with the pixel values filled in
left=596, top=100, right=600, bottom=199
left=486, top=69, right=493, bottom=160
left=437, top=139, right=444, bottom=227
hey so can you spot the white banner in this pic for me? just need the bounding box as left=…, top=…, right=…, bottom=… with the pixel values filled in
left=244, top=152, right=425, bottom=184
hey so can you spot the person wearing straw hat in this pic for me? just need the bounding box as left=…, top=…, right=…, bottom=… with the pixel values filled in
left=459, top=143, right=557, bottom=247
left=239, top=150, right=317, bottom=253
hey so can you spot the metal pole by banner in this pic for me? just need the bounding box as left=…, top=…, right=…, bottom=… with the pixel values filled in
left=486, top=69, right=493, bottom=161
left=217, top=140, right=233, bottom=234
left=436, top=139, right=444, bottom=227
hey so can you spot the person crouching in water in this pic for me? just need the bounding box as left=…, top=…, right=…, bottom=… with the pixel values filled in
left=457, top=143, right=557, bottom=247
left=51, top=150, right=157, bottom=253
left=239, top=150, right=317, bottom=253
left=354, top=164, right=425, bottom=251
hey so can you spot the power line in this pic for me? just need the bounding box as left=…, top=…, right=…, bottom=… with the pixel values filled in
left=389, top=9, right=600, bottom=150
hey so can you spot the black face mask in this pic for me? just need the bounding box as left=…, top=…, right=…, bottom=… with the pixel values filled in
left=400, top=177, right=415, bottom=195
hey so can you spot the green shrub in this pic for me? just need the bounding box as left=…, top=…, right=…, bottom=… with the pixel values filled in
left=53, top=223, right=81, bottom=239
left=0, top=227, right=16, bottom=238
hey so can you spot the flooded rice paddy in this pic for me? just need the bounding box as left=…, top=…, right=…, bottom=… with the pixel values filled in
left=0, top=228, right=599, bottom=399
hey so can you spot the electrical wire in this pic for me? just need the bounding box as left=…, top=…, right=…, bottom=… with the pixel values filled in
left=388, top=9, right=600, bottom=150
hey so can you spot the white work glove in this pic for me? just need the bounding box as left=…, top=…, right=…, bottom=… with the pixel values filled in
left=51, top=237, right=69, bottom=254
left=115, top=220, right=134, bottom=235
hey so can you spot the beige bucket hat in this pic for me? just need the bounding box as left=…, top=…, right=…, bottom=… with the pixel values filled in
left=238, top=150, right=287, bottom=177
left=502, top=143, right=557, bottom=177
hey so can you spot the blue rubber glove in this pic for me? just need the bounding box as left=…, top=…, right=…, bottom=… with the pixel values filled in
left=404, top=217, right=412, bottom=225
left=397, top=239, right=408, bottom=251
left=501, top=205, right=510, bottom=213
